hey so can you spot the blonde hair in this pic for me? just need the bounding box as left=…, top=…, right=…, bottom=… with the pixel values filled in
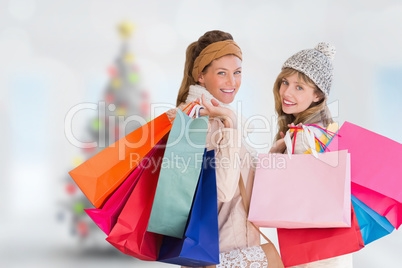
left=273, top=68, right=333, bottom=141
left=176, top=30, right=234, bottom=106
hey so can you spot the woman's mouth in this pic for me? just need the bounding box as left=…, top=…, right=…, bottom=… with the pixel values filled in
left=283, top=99, right=296, bottom=107
left=220, top=88, right=235, bottom=94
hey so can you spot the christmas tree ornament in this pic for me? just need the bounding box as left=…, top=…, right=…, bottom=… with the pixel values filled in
left=124, top=53, right=135, bottom=63
left=105, top=93, right=114, bottom=103
left=91, top=118, right=102, bottom=131
left=129, top=73, right=140, bottom=84
left=111, top=77, right=121, bottom=89
left=116, top=106, right=127, bottom=116
left=66, top=183, right=77, bottom=195
left=77, top=221, right=89, bottom=237
left=73, top=202, right=85, bottom=214
left=118, top=21, right=135, bottom=40
left=108, top=66, right=118, bottom=77
left=72, top=157, right=83, bottom=167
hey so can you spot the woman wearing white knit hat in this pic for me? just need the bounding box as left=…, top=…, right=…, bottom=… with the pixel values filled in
left=270, top=43, right=354, bottom=268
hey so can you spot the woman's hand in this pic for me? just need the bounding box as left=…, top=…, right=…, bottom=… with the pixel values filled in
left=198, top=94, right=237, bottom=128
left=269, top=123, right=302, bottom=154
left=269, top=131, right=287, bottom=154
left=166, top=107, right=178, bottom=121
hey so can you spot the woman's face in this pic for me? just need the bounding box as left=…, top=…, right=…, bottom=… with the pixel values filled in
left=279, top=72, right=320, bottom=117
left=198, top=55, right=242, bottom=104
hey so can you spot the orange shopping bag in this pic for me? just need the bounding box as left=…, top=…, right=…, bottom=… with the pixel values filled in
left=69, top=113, right=172, bottom=208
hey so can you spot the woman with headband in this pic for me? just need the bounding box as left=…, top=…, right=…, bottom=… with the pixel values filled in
left=167, top=30, right=262, bottom=261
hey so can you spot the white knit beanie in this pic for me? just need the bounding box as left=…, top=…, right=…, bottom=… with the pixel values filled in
left=282, top=42, right=336, bottom=96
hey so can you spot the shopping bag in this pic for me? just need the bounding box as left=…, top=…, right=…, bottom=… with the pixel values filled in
left=249, top=150, right=351, bottom=228
left=326, top=121, right=402, bottom=228
left=157, top=149, right=219, bottom=267
left=69, top=113, right=172, bottom=208
left=84, top=141, right=161, bottom=235
left=352, top=195, right=394, bottom=245
left=105, top=135, right=167, bottom=261
left=277, top=206, right=364, bottom=267
left=147, top=109, right=208, bottom=238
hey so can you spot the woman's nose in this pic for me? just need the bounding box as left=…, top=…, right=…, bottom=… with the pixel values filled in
left=283, top=84, right=294, bottom=96
left=227, top=74, right=235, bottom=86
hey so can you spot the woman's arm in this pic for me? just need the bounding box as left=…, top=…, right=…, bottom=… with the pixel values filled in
left=212, top=125, right=242, bottom=202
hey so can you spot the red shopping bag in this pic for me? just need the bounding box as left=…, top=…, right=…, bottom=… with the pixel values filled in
left=69, top=113, right=172, bottom=208
left=277, top=206, right=364, bottom=267
left=105, top=135, right=167, bottom=261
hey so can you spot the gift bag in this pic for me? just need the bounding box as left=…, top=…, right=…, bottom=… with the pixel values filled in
left=69, top=113, right=172, bottom=208
left=84, top=141, right=161, bottom=235
left=326, top=121, right=402, bottom=229
left=147, top=109, right=209, bottom=238
left=249, top=150, right=351, bottom=228
left=352, top=195, right=394, bottom=245
left=157, top=149, right=219, bottom=267
left=277, top=206, right=364, bottom=267
left=105, top=136, right=167, bottom=261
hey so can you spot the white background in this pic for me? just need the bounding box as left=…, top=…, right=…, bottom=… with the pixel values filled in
left=0, top=0, right=401, bottom=267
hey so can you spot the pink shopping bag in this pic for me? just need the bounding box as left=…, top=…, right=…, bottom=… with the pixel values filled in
left=84, top=141, right=161, bottom=235
left=249, top=150, right=351, bottom=228
left=326, top=121, right=402, bottom=229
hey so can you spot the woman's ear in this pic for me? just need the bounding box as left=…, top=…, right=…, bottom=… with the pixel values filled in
left=312, top=91, right=322, bottom=103
left=198, top=73, right=205, bottom=85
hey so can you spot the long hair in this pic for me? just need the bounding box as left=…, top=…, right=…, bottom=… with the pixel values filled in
left=273, top=68, right=333, bottom=141
left=176, top=30, right=234, bottom=106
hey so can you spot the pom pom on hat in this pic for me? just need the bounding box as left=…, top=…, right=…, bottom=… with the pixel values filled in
left=315, top=42, right=336, bottom=61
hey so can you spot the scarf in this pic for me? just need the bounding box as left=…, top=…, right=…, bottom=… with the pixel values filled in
left=186, top=84, right=232, bottom=110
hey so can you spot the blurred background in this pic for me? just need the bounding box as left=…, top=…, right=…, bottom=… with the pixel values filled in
left=0, top=0, right=401, bottom=267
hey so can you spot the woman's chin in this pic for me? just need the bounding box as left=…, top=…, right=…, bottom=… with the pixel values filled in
left=217, top=93, right=235, bottom=104
left=282, top=106, right=293, bottom=115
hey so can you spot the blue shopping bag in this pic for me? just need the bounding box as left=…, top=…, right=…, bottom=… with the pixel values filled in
left=157, top=149, right=220, bottom=267
left=147, top=109, right=209, bottom=238
left=352, top=195, right=395, bottom=245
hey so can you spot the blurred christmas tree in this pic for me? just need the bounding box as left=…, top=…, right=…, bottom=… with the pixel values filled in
left=58, top=21, right=150, bottom=248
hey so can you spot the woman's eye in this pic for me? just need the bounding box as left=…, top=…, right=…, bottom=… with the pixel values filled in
left=234, top=71, right=241, bottom=75
left=282, top=80, right=289, bottom=85
left=218, top=72, right=225, bottom=75
left=297, top=86, right=303, bottom=90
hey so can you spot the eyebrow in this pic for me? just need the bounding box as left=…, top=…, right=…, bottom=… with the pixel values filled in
left=282, top=77, right=306, bottom=85
left=216, top=67, right=242, bottom=71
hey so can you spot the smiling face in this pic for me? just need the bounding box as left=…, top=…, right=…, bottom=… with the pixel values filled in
left=279, top=72, right=320, bottom=117
left=198, top=54, right=242, bottom=104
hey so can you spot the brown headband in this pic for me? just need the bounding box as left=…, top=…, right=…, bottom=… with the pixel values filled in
left=192, top=40, right=242, bottom=81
